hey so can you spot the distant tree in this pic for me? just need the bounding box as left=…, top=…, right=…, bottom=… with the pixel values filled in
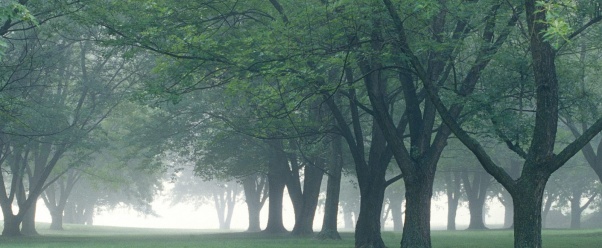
left=317, top=133, right=345, bottom=240
left=547, top=159, right=599, bottom=229
left=170, top=167, right=241, bottom=230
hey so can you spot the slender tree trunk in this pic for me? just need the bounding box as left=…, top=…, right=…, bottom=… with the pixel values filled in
left=463, top=171, right=491, bottom=230
left=380, top=201, right=390, bottom=230
left=569, top=188, right=583, bottom=229
left=264, top=170, right=287, bottom=233
left=317, top=136, right=343, bottom=240
left=263, top=140, right=288, bottom=234
left=242, top=175, right=266, bottom=232
left=401, top=176, right=434, bottom=248
left=343, top=206, right=355, bottom=230
left=447, top=198, right=458, bottom=231
left=445, top=171, right=461, bottom=230
left=83, top=205, right=94, bottom=225
left=389, top=195, right=403, bottom=232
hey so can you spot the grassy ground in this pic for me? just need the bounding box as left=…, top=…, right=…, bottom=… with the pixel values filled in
left=0, top=224, right=601, bottom=247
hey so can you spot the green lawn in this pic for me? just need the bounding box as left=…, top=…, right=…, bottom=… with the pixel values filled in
left=0, top=224, right=601, bottom=247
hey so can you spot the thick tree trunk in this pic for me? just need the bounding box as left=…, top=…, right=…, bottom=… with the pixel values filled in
left=401, top=177, right=433, bottom=248
left=247, top=205, right=261, bottom=232
left=354, top=179, right=386, bottom=248
left=50, top=210, right=64, bottom=230
left=512, top=175, right=548, bottom=248
left=467, top=198, right=487, bottom=230
left=2, top=215, right=22, bottom=236
left=64, top=202, right=75, bottom=224
left=21, top=203, right=38, bottom=236
left=291, top=163, right=324, bottom=236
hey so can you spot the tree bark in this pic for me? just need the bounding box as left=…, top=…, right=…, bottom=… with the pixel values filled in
left=355, top=176, right=386, bottom=248
left=291, top=163, right=324, bottom=236
left=512, top=174, right=548, bottom=248
left=317, top=135, right=343, bottom=240
left=242, top=174, right=267, bottom=232
left=324, top=69, right=392, bottom=247
left=569, top=192, right=581, bottom=229
left=462, top=170, right=491, bottom=230
left=263, top=140, right=289, bottom=234
left=21, top=203, right=39, bottom=236
left=2, top=215, right=22, bottom=236
left=401, top=176, right=434, bottom=248
left=50, top=209, right=64, bottom=230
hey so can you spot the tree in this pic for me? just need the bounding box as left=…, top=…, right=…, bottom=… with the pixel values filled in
left=170, top=167, right=241, bottom=230
left=316, top=133, right=345, bottom=240
left=417, top=1, right=602, bottom=247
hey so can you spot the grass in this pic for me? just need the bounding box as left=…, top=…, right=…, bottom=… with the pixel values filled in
left=0, top=224, right=601, bottom=247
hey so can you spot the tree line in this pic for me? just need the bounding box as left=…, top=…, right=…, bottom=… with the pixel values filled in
left=1, top=1, right=602, bottom=248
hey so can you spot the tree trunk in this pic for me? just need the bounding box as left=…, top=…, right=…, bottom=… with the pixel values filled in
left=512, top=174, right=548, bottom=248
left=291, top=161, right=324, bottom=236
left=21, top=202, right=38, bottom=236
left=445, top=171, right=461, bottom=231
left=317, top=135, right=343, bottom=240
left=389, top=195, right=403, bottom=232
left=354, top=179, right=386, bottom=248
left=467, top=198, right=487, bottom=230
left=343, top=206, right=355, bottom=230
left=242, top=174, right=267, bottom=232
left=83, top=205, right=94, bottom=225
left=401, top=176, right=433, bottom=248
left=463, top=170, right=491, bottom=230
left=570, top=195, right=581, bottom=229
left=2, top=214, right=22, bottom=236
left=50, top=210, right=64, bottom=230
left=263, top=140, right=288, bottom=234
left=264, top=169, right=287, bottom=233
left=447, top=197, right=458, bottom=231
left=247, top=204, right=261, bottom=232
